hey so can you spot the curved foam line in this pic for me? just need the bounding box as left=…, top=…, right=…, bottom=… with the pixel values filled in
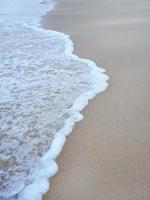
left=19, top=26, right=109, bottom=200
left=18, top=1, right=109, bottom=200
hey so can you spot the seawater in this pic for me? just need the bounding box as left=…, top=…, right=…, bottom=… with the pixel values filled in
left=0, top=0, right=108, bottom=199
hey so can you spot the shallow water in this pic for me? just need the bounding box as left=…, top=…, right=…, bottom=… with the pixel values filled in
left=0, top=0, right=108, bottom=199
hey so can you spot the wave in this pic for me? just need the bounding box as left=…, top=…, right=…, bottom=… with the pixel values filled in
left=0, top=0, right=108, bottom=199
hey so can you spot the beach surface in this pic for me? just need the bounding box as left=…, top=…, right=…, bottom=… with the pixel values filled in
left=42, top=0, right=150, bottom=199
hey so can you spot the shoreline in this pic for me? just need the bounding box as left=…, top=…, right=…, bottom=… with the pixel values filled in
left=42, top=0, right=150, bottom=199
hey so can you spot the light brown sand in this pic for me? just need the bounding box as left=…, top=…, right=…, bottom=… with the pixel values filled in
left=42, top=0, right=150, bottom=199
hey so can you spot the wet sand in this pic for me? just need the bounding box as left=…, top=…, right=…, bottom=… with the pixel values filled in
left=42, top=0, right=150, bottom=199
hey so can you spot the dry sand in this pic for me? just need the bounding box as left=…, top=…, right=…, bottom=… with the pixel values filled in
left=42, top=0, right=150, bottom=199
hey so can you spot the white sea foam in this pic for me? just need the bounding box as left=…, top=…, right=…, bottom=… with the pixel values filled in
left=0, top=0, right=109, bottom=199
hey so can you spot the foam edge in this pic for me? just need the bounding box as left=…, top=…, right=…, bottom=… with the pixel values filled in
left=19, top=25, right=109, bottom=200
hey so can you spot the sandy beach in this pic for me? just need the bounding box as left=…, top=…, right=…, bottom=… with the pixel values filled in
left=42, top=0, right=150, bottom=199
